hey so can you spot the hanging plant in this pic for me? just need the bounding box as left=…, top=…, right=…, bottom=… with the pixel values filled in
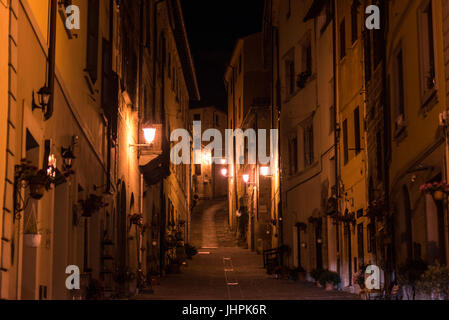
left=16, top=160, right=53, bottom=200
left=420, top=181, right=449, bottom=201
left=129, top=213, right=144, bottom=227
left=78, top=194, right=108, bottom=217
left=23, top=204, right=42, bottom=248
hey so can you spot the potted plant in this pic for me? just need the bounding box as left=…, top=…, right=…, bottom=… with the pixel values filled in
left=398, top=259, right=428, bottom=300
left=16, top=160, right=53, bottom=200
left=417, top=262, right=449, bottom=300
left=184, top=243, right=198, bottom=259
left=420, top=181, right=449, bottom=201
left=79, top=193, right=107, bottom=217
left=311, top=269, right=324, bottom=287
left=288, top=266, right=306, bottom=281
left=319, top=270, right=341, bottom=291
left=23, top=211, right=41, bottom=248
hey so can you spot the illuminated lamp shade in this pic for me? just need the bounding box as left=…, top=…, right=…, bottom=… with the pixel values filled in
left=38, top=86, right=51, bottom=106
left=242, top=174, right=249, bottom=183
left=143, top=128, right=156, bottom=144
left=221, top=168, right=228, bottom=177
left=260, top=166, right=270, bottom=176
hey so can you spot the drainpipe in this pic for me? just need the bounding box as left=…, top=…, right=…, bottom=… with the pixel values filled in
left=274, top=26, right=284, bottom=256
left=331, top=0, right=341, bottom=277
left=44, top=0, right=57, bottom=120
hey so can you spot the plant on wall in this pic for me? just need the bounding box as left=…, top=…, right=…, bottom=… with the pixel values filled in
left=16, top=159, right=53, bottom=200
left=78, top=193, right=107, bottom=217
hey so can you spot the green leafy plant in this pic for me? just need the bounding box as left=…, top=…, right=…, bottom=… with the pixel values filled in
left=311, top=268, right=324, bottom=282
left=78, top=193, right=107, bottom=217
left=288, top=266, right=306, bottom=281
left=398, top=259, right=428, bottom=300
left=184, top=243, right=197, bottom=259
left=318, top=270, right=341, bottom=286
left=417, top=262, right=449, bottom=300
left=353, top=264, right=368, bottom=289
left=319, top=270, right=341, bottom=286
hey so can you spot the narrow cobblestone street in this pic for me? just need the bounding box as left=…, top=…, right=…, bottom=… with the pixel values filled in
left=134, top=199, right=358, bottom=300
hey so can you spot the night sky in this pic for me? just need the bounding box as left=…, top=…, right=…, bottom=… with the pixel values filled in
left=182, top=0, right=265, bottom=111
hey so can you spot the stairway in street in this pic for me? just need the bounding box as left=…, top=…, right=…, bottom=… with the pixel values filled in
left=132, top=199, right=358, bottom=300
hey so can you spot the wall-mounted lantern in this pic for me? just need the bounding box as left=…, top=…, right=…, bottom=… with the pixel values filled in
left=143, top=127, right=156, bottom=144
left=61, top=146, right=76, bottom=170
left=32, top=86, right=52, bottom=113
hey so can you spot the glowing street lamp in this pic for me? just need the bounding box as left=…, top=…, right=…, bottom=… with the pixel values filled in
left=260, top=166, right=270, bottom=176
left=242, top=174, right=249, bottom=183
left=143, top=128, right=156, bottom=144
left=221, top=168, right=228, bottom=177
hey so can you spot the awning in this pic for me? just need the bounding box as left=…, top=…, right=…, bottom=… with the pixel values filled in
left=139, top=141, right=171, bottom=186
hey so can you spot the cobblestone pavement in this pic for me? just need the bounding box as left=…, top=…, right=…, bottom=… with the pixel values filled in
left=134, top=199, right=358, bottom=300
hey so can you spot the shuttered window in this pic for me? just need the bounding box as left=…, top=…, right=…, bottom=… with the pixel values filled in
left=86, top=0, right=99, bottom=83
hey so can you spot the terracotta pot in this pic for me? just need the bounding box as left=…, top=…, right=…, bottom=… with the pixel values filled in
left=433, top=190, right=444, bottom=201
left=325, top=282, right=334, bottom=291
left=24, top=234, right=41, bottom=248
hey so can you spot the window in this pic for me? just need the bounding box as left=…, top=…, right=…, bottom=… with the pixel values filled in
left=318, top=0, right=332, bottom=34
left=289, top=136, right=298, bottom=175
left=303, top=119, right=314, bottom=167
left=285, top=58, right=295, bottom=96
left=193, top=113, right=201, bottom=121
left=239, top=55, right=242, bottom=74
left=195, top=164, right=201, bottom=176
left=376, top=131, right=383, bottom=180
left=367, top=223, right=375, bottom=253
left=329, top=105, right=335, bottom=133
left=238, top=97, right=242, bottom=119
left=418, top=0, right=436, bottom=103
left=357, top=223, right=364, bottom=267
left=287, top=0, right=291, bottom=18
left=343, top=119, right=349, bottom=164
left=145, top=1, right=151, bottom=48
left=394, top=48, right=405, bottom=122
left=168, top=54, right=171, bottom=78
left=373, top=29, right=383, bottom=67
left=301, top=34, right=312, bottom=75
left=215, top=114, right=219, bottom=126
left=364, top=32, right=372, bottom=83
left=353, top=107, right=361, bottom=154
left=86, top=0, right=100, bottom=83
left=340, top=19, right=346, bottom=59
left=351, top=1, right=358, bottom=44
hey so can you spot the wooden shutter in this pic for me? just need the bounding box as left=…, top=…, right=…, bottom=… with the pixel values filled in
left=86, top=0, right=99, bottom=83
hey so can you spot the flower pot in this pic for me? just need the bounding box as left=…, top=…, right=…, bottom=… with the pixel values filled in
left=24, top=234, right=41, bottom=248
left=325, top=282, right=334, bottom=291
left=29, top=182, right=45, bottom=200
left=433, top=190, right=444, bottom=201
